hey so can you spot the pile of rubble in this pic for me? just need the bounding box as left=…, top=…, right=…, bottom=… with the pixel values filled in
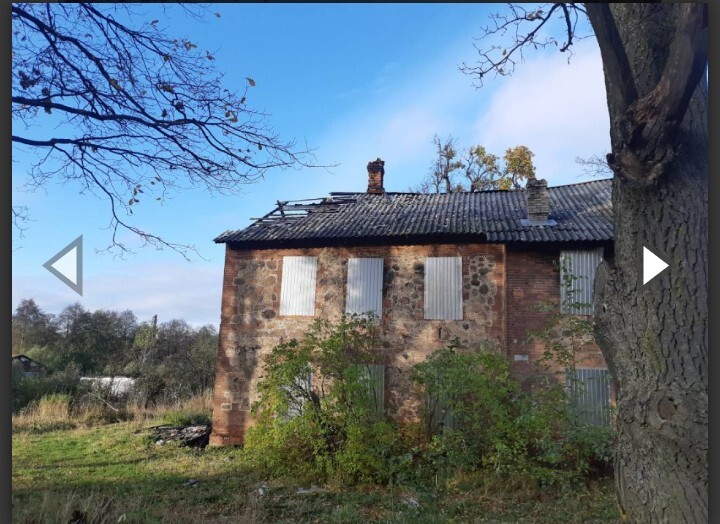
left=149, top=424, right=211, bottom=448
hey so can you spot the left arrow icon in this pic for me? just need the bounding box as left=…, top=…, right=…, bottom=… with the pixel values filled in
left=43, top=235, right=83, bottom=296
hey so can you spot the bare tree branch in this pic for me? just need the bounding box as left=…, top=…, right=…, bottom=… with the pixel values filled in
left=462, top=3, right=707, bottom=186
left=575, top=154, right=612, bottom=179
left=11, top=3, right=324, bottom=256
left=459, top=3, right=591, bottom=87
left=12, top=206, right=32, bottom=252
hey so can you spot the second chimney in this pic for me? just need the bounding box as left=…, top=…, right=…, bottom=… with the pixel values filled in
left=367, top=158, right=385, bottom=194
left=525, top=178, right=549, bottom=222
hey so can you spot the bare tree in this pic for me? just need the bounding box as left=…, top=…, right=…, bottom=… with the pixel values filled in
left=421, top=135, right=465, bottom=193
left=12, top=3, right=316, bottom=256
left=463, top=4, right=707, bottom=521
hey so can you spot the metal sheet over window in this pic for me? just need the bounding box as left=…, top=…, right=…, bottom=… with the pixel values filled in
left=567, top=368, right=612, bottom=426
left=284, top=371, right=312, bottom=419
left=427, top=390, right=457, bottom=435
left=280, top=256, right=318, bottom=316
left=424, top=257, right=462, bottom=320
left=560, top=248, right=603, bottom=315
left=346, top=258, right=383, bottom=318
left=359, top=363, right=385, bottom=415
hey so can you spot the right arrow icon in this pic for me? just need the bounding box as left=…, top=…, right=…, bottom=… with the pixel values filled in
left=643, top=246, right=669, bottom=285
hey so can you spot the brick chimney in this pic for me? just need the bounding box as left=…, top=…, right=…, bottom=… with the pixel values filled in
left=525, top=178, right=549, bottom=222
left=367, top=158, right=385, bottom=194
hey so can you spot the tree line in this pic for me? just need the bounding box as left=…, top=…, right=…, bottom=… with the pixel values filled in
left=11, top=298, right=218, bottom=407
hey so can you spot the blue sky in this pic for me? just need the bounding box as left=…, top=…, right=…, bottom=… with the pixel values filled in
left=12, top=4, right=610, bottom=327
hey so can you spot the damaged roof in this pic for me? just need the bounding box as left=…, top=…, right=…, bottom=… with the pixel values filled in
left=214, top=179, right=613, bottom=247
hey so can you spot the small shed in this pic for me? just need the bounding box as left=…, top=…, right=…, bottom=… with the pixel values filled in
left=11, top=354, right=46, bottom=377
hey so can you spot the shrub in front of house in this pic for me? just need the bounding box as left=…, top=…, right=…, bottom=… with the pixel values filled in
left=243, top=316, right=405, bottom=485
left=412, top=339, right=614, bottom=485
left=243, top=318, right=614, bottom=487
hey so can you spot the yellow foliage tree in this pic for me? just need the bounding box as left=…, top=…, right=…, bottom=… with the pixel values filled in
left=414, top=136, right=536, bottom=193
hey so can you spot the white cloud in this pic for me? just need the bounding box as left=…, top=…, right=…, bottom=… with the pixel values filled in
left=312, top=46, right=485, bottom=193
left=309, top=38, right=610, bottom=195
left=472, top=40, right=610, bottom=185
left=377, top=107, right=440, bottom=161
left=13, top=262, right=223, bottom=327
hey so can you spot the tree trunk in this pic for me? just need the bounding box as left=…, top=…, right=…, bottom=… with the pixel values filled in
left=588, top=4, right=707, bottom=522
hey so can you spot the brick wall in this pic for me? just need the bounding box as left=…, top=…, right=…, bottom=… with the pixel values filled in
left=210, top=242, right=609, bottom=445
left=210, top=243, right=506, bottom=445
left=505, top=246, right=608, bottom=389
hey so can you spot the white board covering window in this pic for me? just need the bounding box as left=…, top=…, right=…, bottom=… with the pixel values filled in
left=424, top=257, right=463, bottom=320
left=560, top=248, right=603, bottom=315
left=345, top=258, right=383, bottom=318
left=566, top=368, right=612, bottom=426
left=280, top=256, right=318, bottom=316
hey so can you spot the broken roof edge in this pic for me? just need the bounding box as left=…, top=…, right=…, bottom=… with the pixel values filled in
left=328, top=177, right=613, bottom=196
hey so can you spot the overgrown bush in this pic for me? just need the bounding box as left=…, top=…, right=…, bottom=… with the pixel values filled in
left=11, top=361, right=82, bottom=413
left=244, top=315, right=405, bottom=485
left=410, top=341, right=519, bottom=470
left=411, top=339, right=614, bottom=486
left=244, top=315, right=614, bottom=488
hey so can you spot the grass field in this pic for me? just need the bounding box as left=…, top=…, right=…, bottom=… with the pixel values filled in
left=12, top=419, right=621, bottom=523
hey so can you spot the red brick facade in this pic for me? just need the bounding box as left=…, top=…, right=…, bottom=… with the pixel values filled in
left=506, top=246, right=608, bottom=386
left=210, top=241, right=608, bottom=446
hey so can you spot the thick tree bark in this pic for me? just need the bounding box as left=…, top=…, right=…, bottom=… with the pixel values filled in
left=587, top=4, right=708, bottom=522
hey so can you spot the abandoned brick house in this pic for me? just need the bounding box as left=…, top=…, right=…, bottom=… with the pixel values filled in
left=209, top=159, right=614, bottom=446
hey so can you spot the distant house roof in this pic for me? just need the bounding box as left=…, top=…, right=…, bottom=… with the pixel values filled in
left=215, top=179, right=613, bottom=248
left=12, top=354, right=46, bottom=375
left=12, top=354, right=43, bottom=364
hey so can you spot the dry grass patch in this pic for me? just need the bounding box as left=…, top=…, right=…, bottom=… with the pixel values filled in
left=12, top=392, right=214, bottom=435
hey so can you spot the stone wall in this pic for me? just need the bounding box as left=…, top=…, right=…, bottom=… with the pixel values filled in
left=210, top=242, right=610, bottom=446
left=210, top=243, right=505, bottom=445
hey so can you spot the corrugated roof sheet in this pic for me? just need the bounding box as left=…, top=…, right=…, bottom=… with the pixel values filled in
left=215, top=179, right=613, bottom=246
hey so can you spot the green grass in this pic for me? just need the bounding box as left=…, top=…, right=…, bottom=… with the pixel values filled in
left=12, top=423, right=621, bottom=523
left=160, top=410, right=212, bottom=427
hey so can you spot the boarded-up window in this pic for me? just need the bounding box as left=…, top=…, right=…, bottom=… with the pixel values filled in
left=346, top=258, right=383, bottom=318
left=283, top=371, right=312, bottom=419
left=352, top=363, right=385, bottom=415
left=567, top=368, right=612, bottom=426
left=560, top=248, right=603, bottom=315
left=424, top=257, right=462, bottom=320
left=426, top=390, right=457, bottom=435
left=280, top=256, right=318, bottom=316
